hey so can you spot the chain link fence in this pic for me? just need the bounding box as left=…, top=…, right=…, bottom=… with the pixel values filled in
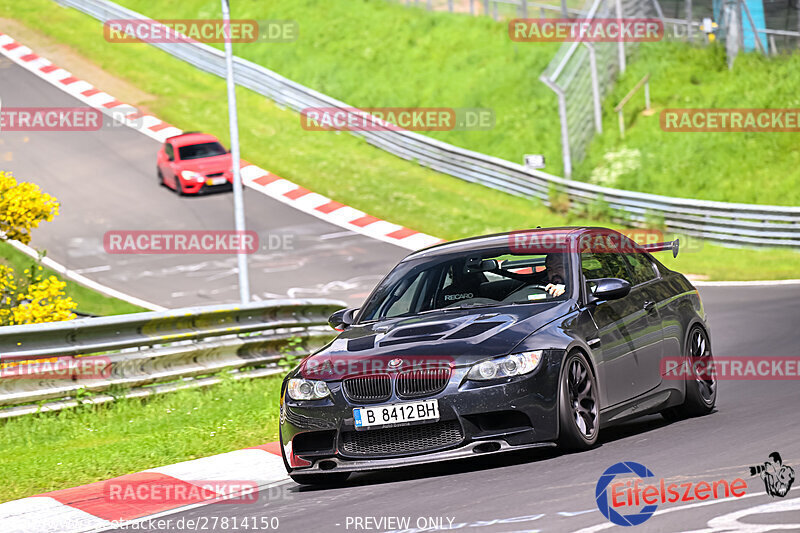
left=392, top=0, right=800, bottom=176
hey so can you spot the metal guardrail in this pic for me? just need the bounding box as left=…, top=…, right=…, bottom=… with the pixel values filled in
left=0, top=299, right=344, bottom=418
left=52, top=0, right=800, bottom=248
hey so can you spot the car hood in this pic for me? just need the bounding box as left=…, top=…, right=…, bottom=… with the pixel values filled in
left=299, top=301, right=573, bottom=379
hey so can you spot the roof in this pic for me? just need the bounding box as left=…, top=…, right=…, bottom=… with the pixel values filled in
left=404, top=226, right=592, bottom=261
left=166, top=132, right=220, bottom=147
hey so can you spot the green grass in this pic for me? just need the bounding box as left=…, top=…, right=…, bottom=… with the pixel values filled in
left=1, top=0, right=798, bottom=280
left=0, top=241, right=146, bottom=316
left=115, top=0, right=565, bottom=173
left=111, top=0, right=800, bottom=206
left=0, top=374, right=283, bottom=502
left=576, top=42, right=800, bottom=206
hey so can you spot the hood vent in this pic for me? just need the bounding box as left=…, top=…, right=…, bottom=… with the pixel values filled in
left=445, top=322, right=504, bottom=339
left=380, top=334, right=444, bottom=347
left=347, top=335, right=377, bottom=351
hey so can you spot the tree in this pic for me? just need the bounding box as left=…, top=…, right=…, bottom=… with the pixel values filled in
left=0, top=171, right=76, bottom=325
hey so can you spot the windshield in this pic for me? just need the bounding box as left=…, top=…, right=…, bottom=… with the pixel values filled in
left=359, top=251, right=570, bottom=321
left=178, top=142, right=227, bottom=160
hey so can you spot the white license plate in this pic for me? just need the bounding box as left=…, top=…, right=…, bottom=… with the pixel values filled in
left=353, top=399, right=439, bottom=430
left=206, top=177, right=226, bottom=185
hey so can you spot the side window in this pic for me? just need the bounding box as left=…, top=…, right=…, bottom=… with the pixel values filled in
left=622, top=252, right=658, bottom=286
left=581, top=251, right=631, bottom=283
left=164, top=143, right=175, bottom=161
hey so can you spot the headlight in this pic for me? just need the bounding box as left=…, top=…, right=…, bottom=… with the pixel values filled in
left=180, top=170, right=205, bottom=182
left=467, top=350, right=543, bottom=381
left=287, top=378, right=330, bottom=400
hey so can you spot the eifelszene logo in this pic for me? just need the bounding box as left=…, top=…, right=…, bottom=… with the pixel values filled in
left=596, top=461, right=748, bottom=526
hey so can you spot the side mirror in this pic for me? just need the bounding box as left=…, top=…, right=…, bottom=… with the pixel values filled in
left=328, top=308, right=358, bottom=331
left=587, top=278, right=631, bottom=301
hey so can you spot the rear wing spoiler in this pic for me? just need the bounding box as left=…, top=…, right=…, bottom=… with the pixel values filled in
left=640, top=238, right=680, bottom=258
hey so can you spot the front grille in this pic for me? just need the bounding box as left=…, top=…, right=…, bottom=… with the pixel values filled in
left=343, top=374, right=391, bottom=402
left=396, top=367, right=451, bottom=398
left=206, top=172, right=224, bottom=177
left=341, top=420, right=463, bottom=456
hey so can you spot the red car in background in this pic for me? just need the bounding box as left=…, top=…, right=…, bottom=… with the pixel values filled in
left=157, top=132, right=233, bottom=195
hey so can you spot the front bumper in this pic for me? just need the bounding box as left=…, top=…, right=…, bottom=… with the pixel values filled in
left=178, top=178, right=233, bottom=194
left=279, top=350, right=563, bottom=473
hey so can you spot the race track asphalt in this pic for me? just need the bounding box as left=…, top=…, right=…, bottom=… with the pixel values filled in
left=1, top=60, right=405, bottom=309
left=106, top=285, right=800, bottom=533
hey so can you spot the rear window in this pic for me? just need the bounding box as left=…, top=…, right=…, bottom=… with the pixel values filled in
left=178, top=142, right=226, bottom=160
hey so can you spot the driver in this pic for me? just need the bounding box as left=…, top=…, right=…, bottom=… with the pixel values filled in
left=543, top=253, right=567, bottom=297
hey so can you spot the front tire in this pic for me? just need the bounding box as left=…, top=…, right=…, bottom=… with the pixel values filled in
left=558, top=350, right=599, bottom=450
left=662, top=326, right=716, bottom=420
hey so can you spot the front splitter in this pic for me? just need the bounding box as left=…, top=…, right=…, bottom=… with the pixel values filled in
left=293, top=439, right=557, bottom=473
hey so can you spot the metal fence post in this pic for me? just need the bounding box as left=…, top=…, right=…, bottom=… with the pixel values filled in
left=448, top=0, right=454, bottom=11
left=561, top=0, right=568, bottom=17
left=427, top=0, right=433, bottom=10
left=584, top=42, right=603, bottom=134
left=470, top=0, right=475, bottom=15
left=687, top=0, right=693, bottom=43
left=541, top=76, right=571, bottom=178
left=521, top=0, right=528, bottom=18
left=484, top=0, right=489, bottom=16
left=615, top=0, right=626, bottom=73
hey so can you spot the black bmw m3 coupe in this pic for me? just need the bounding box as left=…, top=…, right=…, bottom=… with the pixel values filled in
left=279, top=227, right=716, bottom=485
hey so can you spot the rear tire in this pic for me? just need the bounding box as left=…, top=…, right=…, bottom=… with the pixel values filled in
left=661, top=325, right=716, bottom=420
left=157, top=168, right=164, bottom=187
left=289, top=472, right=350, bottom=486
left=558, top=350, right=600, bottom=450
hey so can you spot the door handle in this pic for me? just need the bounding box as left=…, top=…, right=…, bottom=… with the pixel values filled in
left=643, top=300, right=655, bottom=312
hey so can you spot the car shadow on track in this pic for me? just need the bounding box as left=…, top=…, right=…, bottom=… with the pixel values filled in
left=291, top=413, right=704, bottom=493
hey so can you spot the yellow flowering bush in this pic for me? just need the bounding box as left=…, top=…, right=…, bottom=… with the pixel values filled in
left=0, top=171, right=76, bottom=326
left=0, top=170, right=60, bottom=244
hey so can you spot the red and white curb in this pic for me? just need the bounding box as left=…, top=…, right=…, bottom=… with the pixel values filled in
left=0, top=31, right=443, bottom=252
left=0, top=443, right=288, bottom=533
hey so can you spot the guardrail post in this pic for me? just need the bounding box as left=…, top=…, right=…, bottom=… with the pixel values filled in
left=687, top=0, right=693, bottom=43
left=484, top=0, right=490, bottom=16
left=520, top=0, right=528, bottom=18
left=448, top=0, right=454, bottom=11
